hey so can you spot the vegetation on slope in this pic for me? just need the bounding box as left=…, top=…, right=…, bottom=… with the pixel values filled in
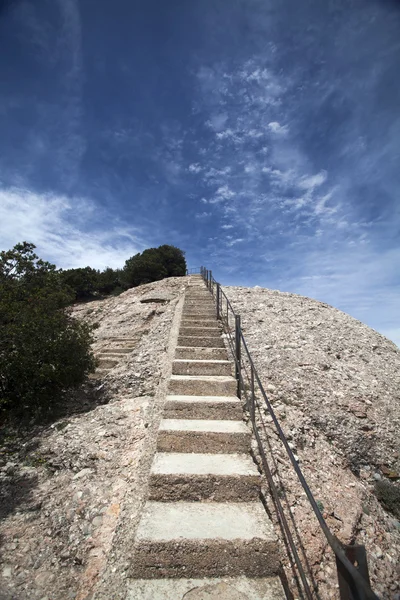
left=0, top=242, right=186, bottom=420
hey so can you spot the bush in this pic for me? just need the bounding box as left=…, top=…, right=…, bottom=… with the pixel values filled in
left=96, top=267, right=122, bottom=295
left=123, top=245, right=186, bottom=288
left=60, top=266, right=99, bottom=300
left=0, top=243, right=96, bottom=419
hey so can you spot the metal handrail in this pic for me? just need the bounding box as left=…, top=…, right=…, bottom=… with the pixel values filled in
left=186, top=266, right=201, bottom=275
left=195, top=266, right=379, bottom=600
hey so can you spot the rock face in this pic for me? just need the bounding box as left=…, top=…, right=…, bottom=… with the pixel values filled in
left=223, top=285, right=400, bottom=600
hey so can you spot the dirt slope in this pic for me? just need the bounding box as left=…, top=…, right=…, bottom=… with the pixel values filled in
left=223, top=285, right=400, bottom=599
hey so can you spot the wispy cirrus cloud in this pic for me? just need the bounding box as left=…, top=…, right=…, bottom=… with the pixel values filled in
left=185, top=52, right=399, bottom=345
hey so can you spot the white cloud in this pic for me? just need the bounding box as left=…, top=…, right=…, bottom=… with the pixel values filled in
left=0, top=186, right=142, bottom=269
left=221, top=224, right=234, bottom=229
left=216, top=185, right=235, bottom=199
left=226, top=238, right=245, bottom=247
left=206, top=113, right=228, bottom=132
left=298, top=171, right=328, bottom=190
left=267, top=121, right=288, bottom=135
left=195, top=211, right=211, bottom=219
left=188, top=163, right=202, bottom=173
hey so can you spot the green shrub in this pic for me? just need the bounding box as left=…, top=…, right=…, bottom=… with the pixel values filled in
left=60, top=266, right=99, bottom=300
left=122, top=245, right=186, bottom=288
left=0, top=242, right=96, bottom=419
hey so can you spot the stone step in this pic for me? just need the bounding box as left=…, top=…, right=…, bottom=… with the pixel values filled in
left=131, top=502, right=279, bottom=579
left=185, top=298, right=213, bottom=303
left=182, top=308, right=216, bottom=315
left=181, top=315, right=217, bottom=322
left=149, top=453, right=260, bottom=502
left=88, top=368, right=111, bottom=378
left=126, top=576, right=286, bottom=600
left=181, top=314, right=218, bottom=322
left=179, top=327, right=221, bottom=338
left=172, top=359, right=232, bottom=376
left=99, top=337, right=138, bottom=342
left=96, top=358, right=119, bottom=368
left=181, top=319, right=218, bottom=327
left=175, top=346, right=228, bottom=360
left=178, top=336, right=225, bottom=348
left=163, top=395, right=243, bottom=420
left=98, top=347, right=134, bottom=354
left=169, top=374, right=236, bottom=396
left=183, top=306, right=215, bottom=313
left=157, top=419, right=250, bottom=453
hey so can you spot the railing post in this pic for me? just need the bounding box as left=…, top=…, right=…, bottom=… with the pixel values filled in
left=209, top=270, right=213, bottom=293
left=336, top=545, right=372, bottom=600
left=250, top=364, right=255, bottom=421
left=216, top=283, right=220, bottom=319
left=235, top=315, right=241, bottom=399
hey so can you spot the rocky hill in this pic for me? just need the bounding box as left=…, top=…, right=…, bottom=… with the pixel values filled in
left=0, top=277, right=399, bottom=600
left=223, top=285, right=400, bottom=599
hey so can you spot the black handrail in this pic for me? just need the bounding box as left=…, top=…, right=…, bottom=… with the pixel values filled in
left=195, top=266, right=379, bottom=600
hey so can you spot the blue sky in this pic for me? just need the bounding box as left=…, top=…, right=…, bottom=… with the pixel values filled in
left=0, top=0, right=399, bottom=345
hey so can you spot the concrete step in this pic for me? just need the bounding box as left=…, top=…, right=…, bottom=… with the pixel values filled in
left=96, top=353, right=125, bottom=360
left=182, top=310, right=216, bottom=316
left=185, top=298, right=213, bottom=302
left=172, top=359, right=232, bottom=376
left=157, top=419, right=250, bottom=453
left=181, top=314, right=218, bottom=322
left=169, top=375, right=237, bottom=396
left=179, top=327, right=221, bottom=338
left=181, top=319, right=218, bottom=327
left=149, top=453, right=260, bottom=501
left=100, top=337, right=138, bottom=342
left=163, top=395, right=243, bottom=420
left=178, top=336, right=225, bottom=348
left=96, top=358, right=119, bottom=368
left=127, top=576, right=286, bottom=600
left=98, top=347, right=134, bottom=354
left=182, top=308, right=216, bottom=314
left=175, top=347, right=228, bottom=360
left=88, top=368, right=111, bottom=378
left=183, top=304, right=215, bottom=311
left=131, top=501, right=279, bottom=578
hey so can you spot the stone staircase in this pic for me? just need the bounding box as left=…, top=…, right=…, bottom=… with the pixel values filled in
left=128, top=276, right=285, bottom=599
left=91, top=335, right=141, bottom=378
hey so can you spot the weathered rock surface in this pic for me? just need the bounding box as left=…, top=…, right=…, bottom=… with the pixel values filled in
left=223, top=285, right=400, bottom=600
left=1, top=277, right=399, bottom=600
left=0, top=277, right=186, bottom=600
